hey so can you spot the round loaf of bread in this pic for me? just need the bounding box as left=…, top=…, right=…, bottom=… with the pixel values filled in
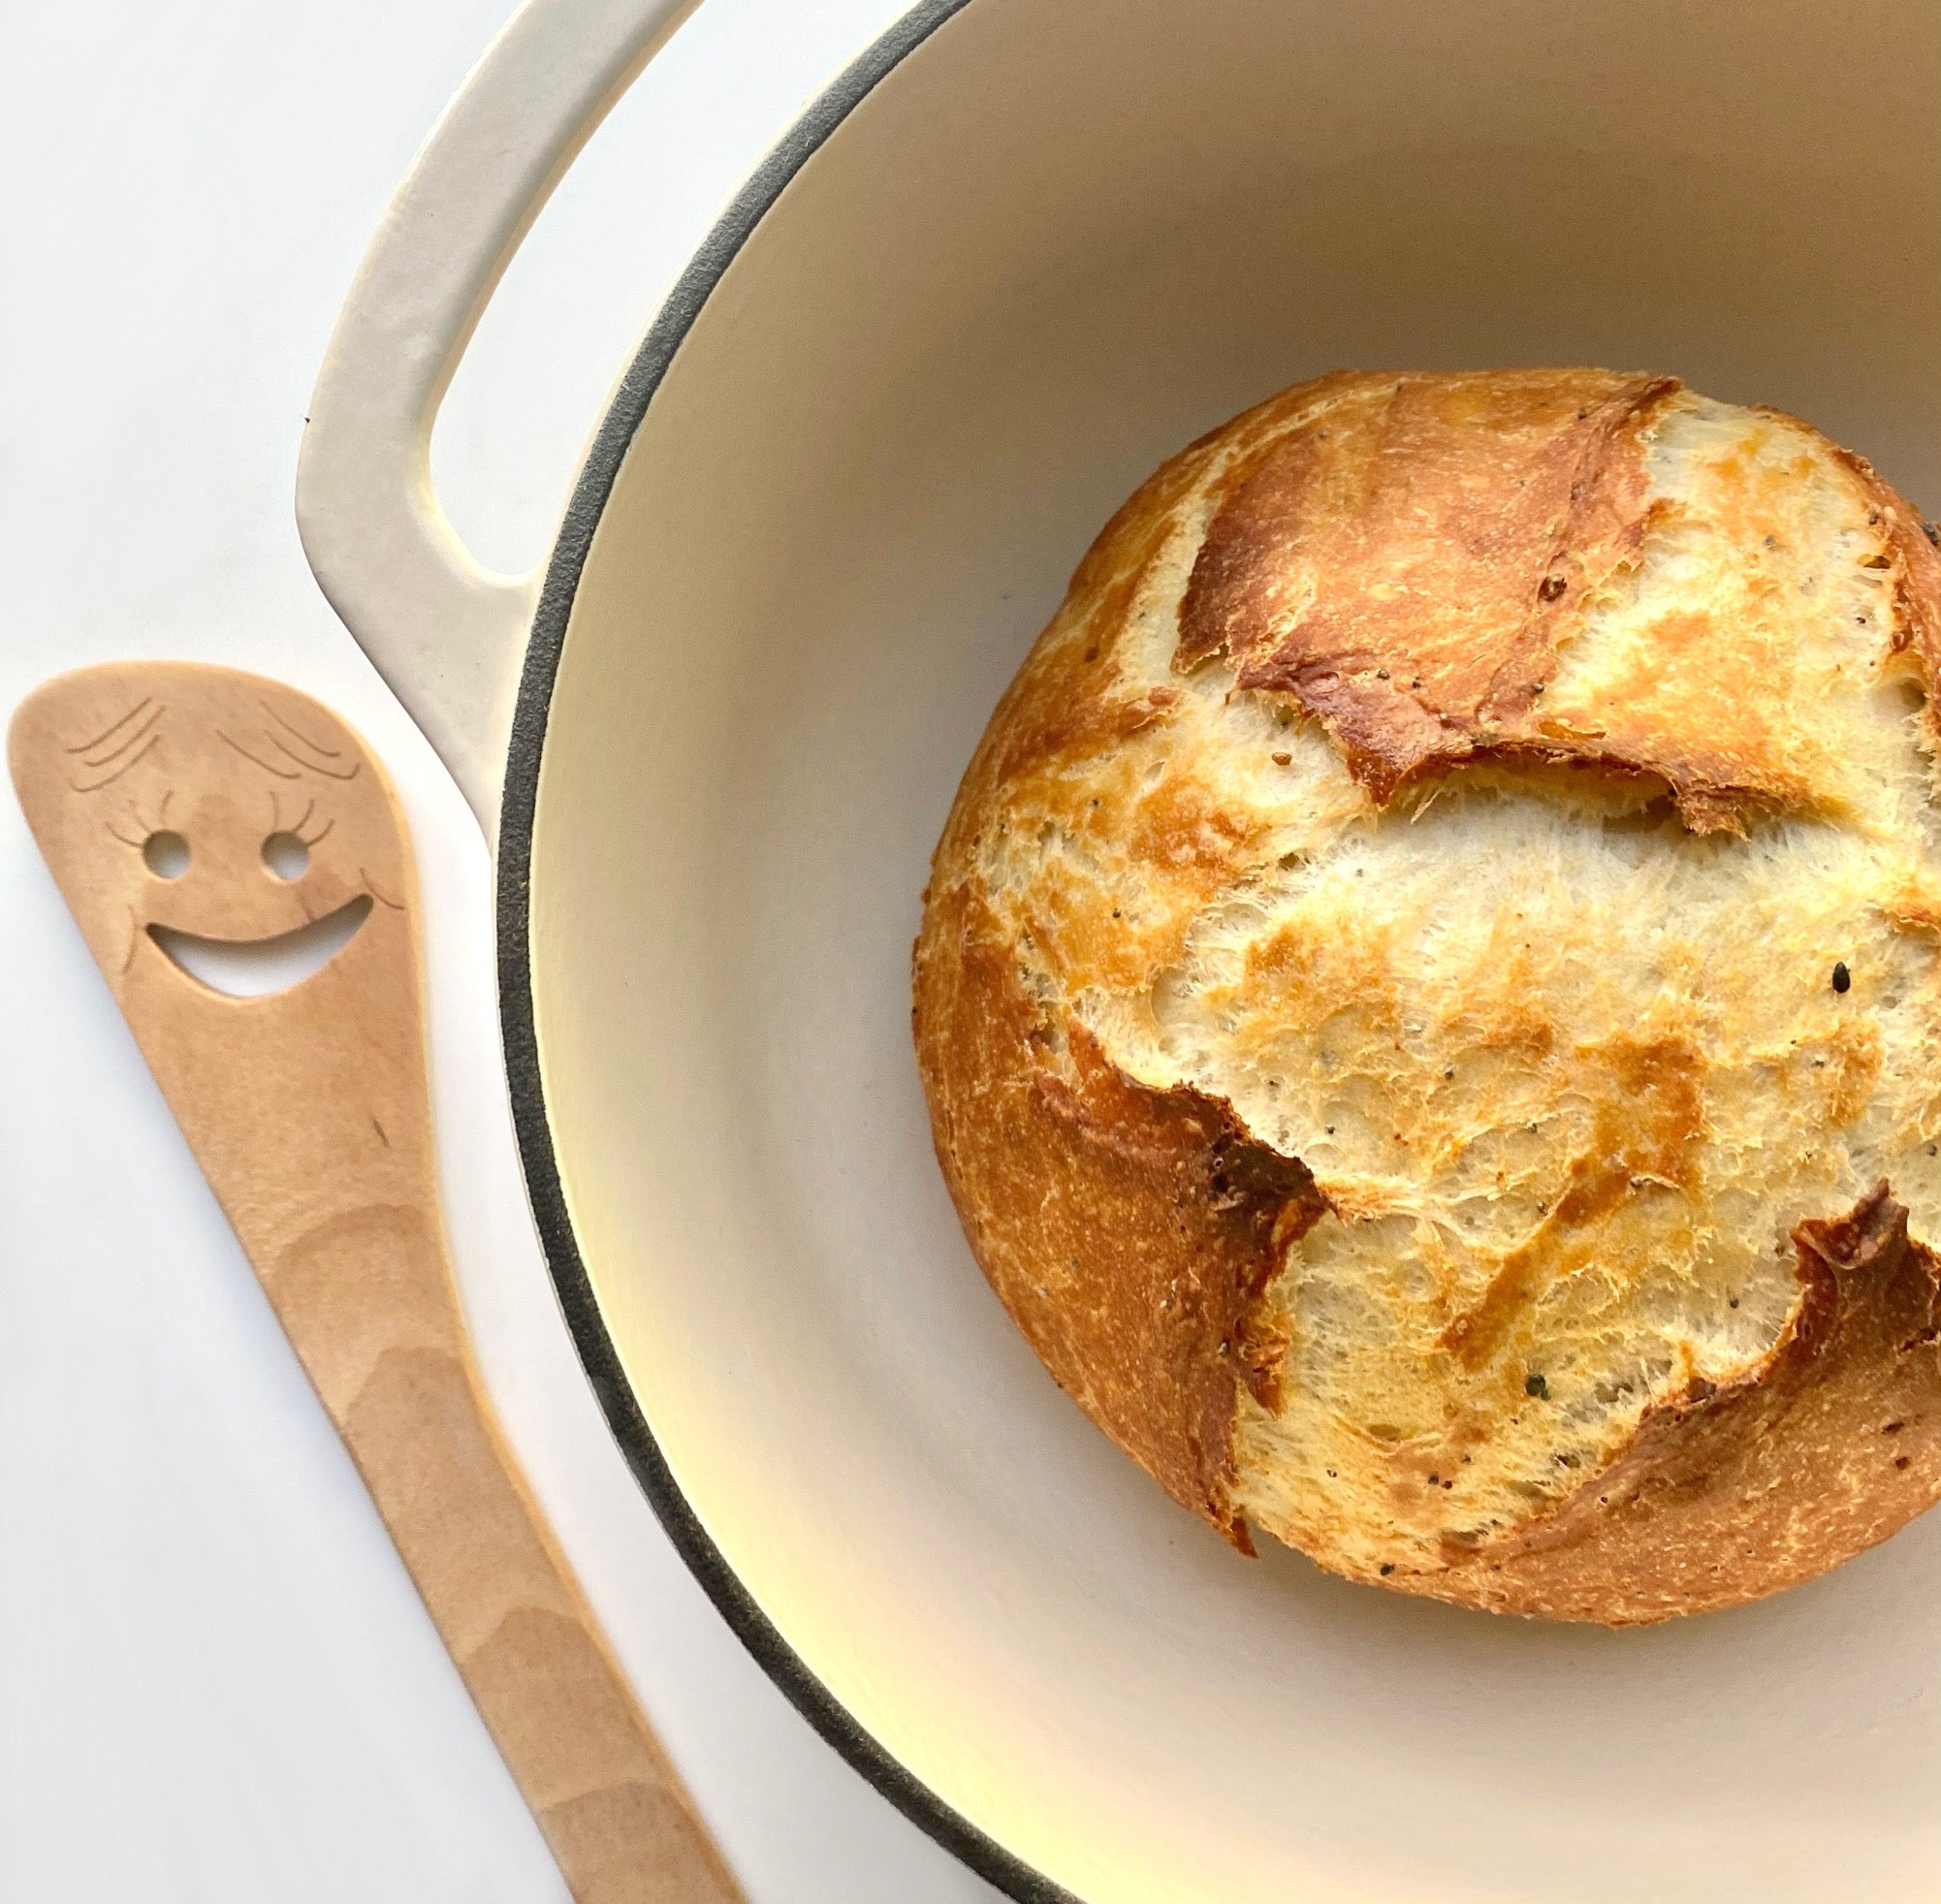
left=913, top=368, right=1941, bottom=1624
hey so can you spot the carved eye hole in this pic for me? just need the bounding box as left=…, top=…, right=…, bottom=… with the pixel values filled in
left=142, top=831, right=190, bottom=878
left=262, top=832, right=310, bottom=880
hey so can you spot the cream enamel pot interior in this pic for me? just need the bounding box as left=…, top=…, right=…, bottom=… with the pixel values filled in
left=296, top=3, right=1941, bottom=1899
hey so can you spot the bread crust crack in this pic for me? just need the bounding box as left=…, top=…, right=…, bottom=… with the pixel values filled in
left=1410, top=1183, right=1941, bottom=1623
left=914, top=882, right=1322, bottom=1542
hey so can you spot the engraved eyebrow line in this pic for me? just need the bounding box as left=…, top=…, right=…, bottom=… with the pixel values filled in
left=261, top=699, right=343, bottom=759
left=66, top=697, right=154, bottom=755
left=217, top=729, right=300, bottom=779
left=72, top=731, right=161, bottom=792
left=266, top=726, right=360, bottom=781
left=78, top=700, right=165, bottom=770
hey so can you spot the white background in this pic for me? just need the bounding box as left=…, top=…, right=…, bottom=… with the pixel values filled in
left=0, top=1, right=1001, bottom=1896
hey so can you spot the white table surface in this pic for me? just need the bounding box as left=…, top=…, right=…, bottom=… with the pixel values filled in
left=0, top=2, right=1002, bottom=1897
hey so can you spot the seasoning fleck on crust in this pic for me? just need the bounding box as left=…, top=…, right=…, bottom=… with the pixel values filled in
left=913, top=368, right=1941, bottom=1622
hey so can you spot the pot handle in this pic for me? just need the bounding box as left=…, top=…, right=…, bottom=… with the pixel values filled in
left=297, top=0, right=703, bottom=842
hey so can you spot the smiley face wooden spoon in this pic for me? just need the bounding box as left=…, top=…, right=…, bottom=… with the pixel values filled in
left=9, top=661, right=743, bottom=1904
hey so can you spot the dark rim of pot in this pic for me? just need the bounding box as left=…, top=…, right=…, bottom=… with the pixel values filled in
left=494, top=3, right=1076, bottom=1900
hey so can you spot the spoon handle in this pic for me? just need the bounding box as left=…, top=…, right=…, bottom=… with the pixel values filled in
left=271, top=1207, right=746, bottom=1904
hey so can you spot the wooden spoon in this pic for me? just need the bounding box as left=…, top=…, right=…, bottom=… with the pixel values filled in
left=9, top=661, right=745, bottom=1904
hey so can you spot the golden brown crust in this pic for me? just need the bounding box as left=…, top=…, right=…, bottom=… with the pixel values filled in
left=1399, top=1184, right=1941, bottom=1623
left=1171, top=369, right=1920, bottom=836
left=916, top=365, right=1941, bottom=1621
left=912, top=880, right=1321, bottom=1539
left=1177, top=369, right=1687, bottom=797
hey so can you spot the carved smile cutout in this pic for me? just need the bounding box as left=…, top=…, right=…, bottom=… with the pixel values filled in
left=148, top=894, right=373, bottom=997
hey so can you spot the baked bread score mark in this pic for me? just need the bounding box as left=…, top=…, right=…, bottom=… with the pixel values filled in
left=1173, top=368, right=1932, bottom=837
left=1176, top=370, right=1679, bottom=794
left=914, top=881, right=1323, bottom=1541
left=915, top=365, right=1941, bottom=1622
left=1429, top=1183, right=1941, bottom=1624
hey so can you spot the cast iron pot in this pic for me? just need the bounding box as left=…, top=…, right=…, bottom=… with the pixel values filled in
left=297, top=3, right=1941, bottom=1898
